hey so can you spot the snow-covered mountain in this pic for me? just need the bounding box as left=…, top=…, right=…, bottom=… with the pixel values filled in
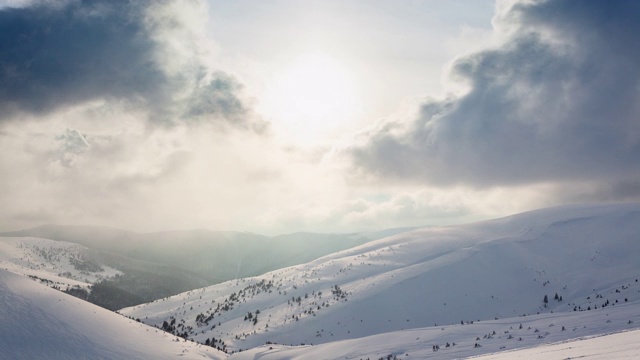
left=0, top=268, right=225, bottom=359
left=120, top=203, right=640, bottom=357
left=0, top=226, right=381, bottom=283
left=2, top=203, right=637, bottom=359
left=1, top=226, right=393, bottom=310
left=0, top=236, right=121, bottom=291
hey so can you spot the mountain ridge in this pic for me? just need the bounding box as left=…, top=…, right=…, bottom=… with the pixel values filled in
left=0, top=225, right=404, bottom=309
left=120, top=202, right=640, bottom=356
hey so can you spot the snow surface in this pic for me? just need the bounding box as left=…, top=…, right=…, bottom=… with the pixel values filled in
left=0, top=268, right=226, bottom=359
left=472, top=328, right=640, bottom=359
left=227, top=300, right=640, bottom=359
left=121, top=203, right=640, bottom=357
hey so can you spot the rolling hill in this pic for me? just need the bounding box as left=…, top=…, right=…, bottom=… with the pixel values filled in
left=120, top=203, right=640, bottom=357
left=1, top=226, right=395, bottom=309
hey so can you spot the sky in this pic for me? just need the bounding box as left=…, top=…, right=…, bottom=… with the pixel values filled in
left=0, top=0, right=639, bottom=235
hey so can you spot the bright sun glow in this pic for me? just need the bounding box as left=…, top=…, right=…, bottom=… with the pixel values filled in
left=262, top=52, right=362, bottom=145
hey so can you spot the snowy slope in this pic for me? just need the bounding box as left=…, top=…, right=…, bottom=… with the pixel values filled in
left=0, top=268, right=226, bottom=359
left=228, top=301, right=640, bottom=359
left=121, top=203, right=640, bottom=355
left=0, top=236, right=121, bottom=290
left=472, top=328, right=640, bottom=360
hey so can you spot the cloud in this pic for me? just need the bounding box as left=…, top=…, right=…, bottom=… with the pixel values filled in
left=299, top=190, right=476, bottom=232
left=0, top=0, right=260, bottom=129
left=4, top=0, right=639, bottom=234
left=0, top=0, right=266, bottom=233
left=349, top=0, right=640, bottom=195
left=54, top=128, right=89, bottom=167
left=0, top=106, right=324, bottom=233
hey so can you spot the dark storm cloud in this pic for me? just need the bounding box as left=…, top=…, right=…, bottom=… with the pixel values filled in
left=181, top=72, right=259, bottom=130
left=351, top=0, right=640, bottom=189
left=0, top=1, right=162, bottom=114
left=0, top=0, right=253, bottom=128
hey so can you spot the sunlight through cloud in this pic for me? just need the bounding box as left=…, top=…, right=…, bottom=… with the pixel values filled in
left=261, top=51, right=362, bottom=145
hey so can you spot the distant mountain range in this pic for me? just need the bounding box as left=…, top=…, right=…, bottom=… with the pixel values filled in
left=0, top=225, right=412, bottom=309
